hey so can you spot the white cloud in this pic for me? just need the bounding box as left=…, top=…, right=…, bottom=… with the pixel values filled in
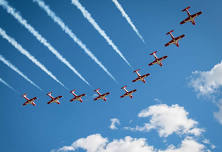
left=126, top=104, right=204, bottom=137
left=56, top=134, right=209, bottom=152
left=109, top=118, right=120, bottom=130
left=202, top=139, right=216, bottom=150
left=189, top=61, right=222, bottom=96
left=54, top=104, right=211, bottom=152
left=159, top=137, right=206, bottom=152
left=214, top=99, right=222, bottom=125
left=58, top=134, right=107, bottom=152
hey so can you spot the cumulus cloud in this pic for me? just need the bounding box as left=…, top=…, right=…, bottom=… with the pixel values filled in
left=189, top=61, right=222, bottom=96
left=125, top=104, right=204, bottom=137
left=58, top=134, right=107, bottom=152
left=55, top=134, right=208, bottom=152
left=54, top=103, right=212, bottom=152
left=109, top=118, right=120, bottom=130
left=159, top=137, right=206, bottom=152
left=214, top=99, right=222, bottom=125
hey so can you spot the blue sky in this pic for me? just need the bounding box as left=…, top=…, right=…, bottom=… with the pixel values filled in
left=0, top=0, right=222, bottom=151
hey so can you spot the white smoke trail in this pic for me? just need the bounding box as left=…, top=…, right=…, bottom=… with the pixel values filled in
left=71, top=0, right=132, bottom=67
left=0, top=77, right=16, bottom=91
left=33, top=0, right=117, bottom=82
left=0, top=27, right=66, bottom=88
left=0, top=0, right=90, bottom=86
left=112, top=0, right=144, bottom=43
left=0, top=54, right=42, bottom=90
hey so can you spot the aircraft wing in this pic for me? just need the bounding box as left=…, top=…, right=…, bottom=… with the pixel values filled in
left=79, top=94, right=86, bottom=97
left=94, top=96, right=100, bottom=101
left=148, top=60, right=158, bottom=66
left=130, top=89, right=137, bottom=94
left=165, top=40, right=174, bottom=47
left=132, top=77, right=141, bottom=82
left=180, top=17, right=190, bottom=24
left=103, top=92, right=110, bottom=96
left=23, top=101, right=29, bottom=106
left=191, top=11, right=202, bottom=18
left=175, top=34, right=185, bottom=40
left=120, top=93, right=127, bottom=98
left=47, top=100, right=53, bottom=104
left=143, top=73, right=150, bottom=77
left=159, top=56, right=168, bottom=61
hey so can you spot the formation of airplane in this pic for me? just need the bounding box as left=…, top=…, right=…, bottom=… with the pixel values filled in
left=22, top=93, right=37, bottom=106
left=148, top=51, right=168, bottom=67
left=120, top=86, right=137, bottom=99
left=132, top=69, right=150, bottom=83
left=21, top=6, right=202, bottom=106
left=70, top=89, right=85, bottom=103
left=180, top=6, right=202, bottom=25
left=94, top=88, right=110, bottom=101
left=165, top=30, right=185, bottom=47
left=47, top=92, right=62, bottom=104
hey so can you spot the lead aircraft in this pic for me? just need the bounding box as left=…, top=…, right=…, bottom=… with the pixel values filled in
left=70, top=89, right=85, bottom=103
left=94, top=88, right=110, bottom=101
left=165, top=30, right=185, bottom=47
left=148, top=51, right=168, bottom=67
left=22, top=93, right=37, bottom=106
left=47, top=92, right=62, bottom=104
left=132, top=69, right=150, bottom=83
left=120, top=86, right=136, bottom=99
left=180, top=6, right=202, bottom=25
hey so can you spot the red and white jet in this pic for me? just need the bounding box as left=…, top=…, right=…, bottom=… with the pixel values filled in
left=22, top=93, right=37, bottom=106
left=165, top=30, right=185, bottom=47
left=120, top=86, right=136, bottom=99
left=148, top=51, right=168, bottom=67
left=70, top=89, right=85, bottom=103
left=47, top=92, right=62, bottom=104
left=180, top=6, right=202, bottom=25
left=132, top=69, right=150, bottom=83
left=94, top=88, right=110, bottom=101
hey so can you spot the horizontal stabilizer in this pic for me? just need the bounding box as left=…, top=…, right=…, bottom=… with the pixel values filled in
left=182, top=6, right=190, bottom=12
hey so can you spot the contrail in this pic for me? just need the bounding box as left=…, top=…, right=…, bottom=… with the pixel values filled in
left=0, top=77, right=16, bottom=91
left=71, top=0, right=131, bottom=67
left=33, top=0, right=117, bottom=82
left=0, top=27, right=66, bottom=88
left=0, top=0, right=90, bottom=86
left=0, top=54, right=42, bottom=90
left=112, top=0, right=144, bottom=43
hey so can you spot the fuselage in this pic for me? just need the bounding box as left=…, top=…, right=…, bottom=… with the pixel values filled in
left=97, top=94, right=107, bottom=100
left=49, top=96, right=62, bottom=103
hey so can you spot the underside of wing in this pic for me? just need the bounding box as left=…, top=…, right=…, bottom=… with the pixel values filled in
left=132, top=77, right=140, bottom=82
left=180, top=17, right=190, bottom=24
left=176, top=34, right=185, bottom=40
left=192, top=11, right=202, bottom=18
left=165, top=40, right=174, bottom=47
left=149, top=60, right=158, bottom=66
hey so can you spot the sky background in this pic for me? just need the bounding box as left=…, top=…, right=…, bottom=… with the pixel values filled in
left=0, top=0, right=222, bottom=151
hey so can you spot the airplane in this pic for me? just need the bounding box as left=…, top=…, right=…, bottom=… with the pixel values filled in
left=47, top=92, right=62, bottom=104
left=22, top=93, right=37, bottom=106
left=180, top=6, right=202, bottom=25
left=132, top=69, right=150, bottom=83
left=94, top=88, right=110, bottom=101
left=148, top=51, right=168, bottom=67
left=120, top=86, right=136, bottom=99
left=165, top=30, right=185, bottom=47
left=70, top=89, right=85, bottom=103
